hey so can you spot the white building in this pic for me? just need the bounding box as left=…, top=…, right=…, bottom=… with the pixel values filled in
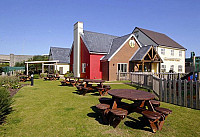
left=133, top=27, right=186, bottom=73
left=49, top=47, right=70, bottom=74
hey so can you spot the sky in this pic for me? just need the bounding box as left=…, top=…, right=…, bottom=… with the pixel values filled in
left=0, top=0, right=200, bottom=57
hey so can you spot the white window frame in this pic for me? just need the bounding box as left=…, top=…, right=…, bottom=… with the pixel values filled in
left=117, top=63, right=128, bottom=73
left=171, top=49, right=174, bottom=56
left=82, top=63, right=86, bottom=73
left=179, top=51, right=182, bottom=57
left=161, top=48, right=165, bottom=55
left=178, top=65, right=182, bottom=72
left=161, top=65, right=166, bottom=72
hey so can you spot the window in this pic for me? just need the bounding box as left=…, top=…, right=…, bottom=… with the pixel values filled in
left=117, top=63, right=127, bottom=72
left=161, top=48, right=165, bottom=55
left=178, top=65, right=182, bottom=72
left=179, top=51, right=182, bottom=57
left=171, top=50, right=174, bottom=56
left=82, top=63, right=86, bottom=73
left=170, top=65, right=174, bottom=71
left=161, top=65, right=166, bottom=72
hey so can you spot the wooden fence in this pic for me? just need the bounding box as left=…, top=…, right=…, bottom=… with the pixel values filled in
left=117, top=72, right=200, bottom=109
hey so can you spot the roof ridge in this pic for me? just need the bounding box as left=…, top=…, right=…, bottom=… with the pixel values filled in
left=84, top=30, right=119, bottom=38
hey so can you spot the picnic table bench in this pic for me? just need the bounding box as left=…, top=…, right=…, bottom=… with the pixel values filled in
left=61, top=77, right=83, bottom=86
left=19, top=75, right=31, bottom=82
left=95, top=89, right=172, bottom=133
left=44, top=74, right=60, bottom=81
left=77, top=79, right=111, bottom=96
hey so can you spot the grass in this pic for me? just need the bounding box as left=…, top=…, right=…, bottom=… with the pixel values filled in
left=0, top=79, right=199, bottom=137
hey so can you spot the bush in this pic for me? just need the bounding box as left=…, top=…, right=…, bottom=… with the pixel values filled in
left=0, top=87, right=13, bottom=123
left=33, top=74, right=40, bottom=79
left=0, top=76, right=20, bottom=89
left=64, top=72, right=74, bottom=78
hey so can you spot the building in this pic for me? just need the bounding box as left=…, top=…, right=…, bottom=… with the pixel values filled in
left=0, top=54, right=33, bottom=67
left=70, top=22, right=162, bottom=81
left=49, top=47, right=70, bottom=74
left=133, top=27, right=186, bottom=73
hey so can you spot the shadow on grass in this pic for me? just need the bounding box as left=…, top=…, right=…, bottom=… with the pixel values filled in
left=87, top=106, right=109, bottom=125
left=124, top=116, right=151, bottom=132
left=72, top=90, right=100, bottom=96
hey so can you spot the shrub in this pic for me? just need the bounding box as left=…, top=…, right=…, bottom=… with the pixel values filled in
left=0, top=87, right=13, bottom=123
left=0, top=76, right=20, bottom=89
left=33, top=74, right=40, bottom=79
left=64, top=72, right=74, bottom=78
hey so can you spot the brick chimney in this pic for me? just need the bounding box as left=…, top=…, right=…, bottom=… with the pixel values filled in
left=73, top=22, right=83, bottom=77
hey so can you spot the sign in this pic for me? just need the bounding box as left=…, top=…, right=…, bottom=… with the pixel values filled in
left=129, top=40, right=135, bottom=48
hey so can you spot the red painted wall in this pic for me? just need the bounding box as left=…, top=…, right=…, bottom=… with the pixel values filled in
left=90, top=54, right=104, bottom=79
left=70, top=46, right=74, bottom=72
left=80, top=37, right=90, bottom=79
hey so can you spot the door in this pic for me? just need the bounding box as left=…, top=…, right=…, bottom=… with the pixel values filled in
left=59, top=67, right=63, bottom=74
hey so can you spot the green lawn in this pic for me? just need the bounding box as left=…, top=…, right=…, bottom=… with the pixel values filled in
left=0, top=79, right=200, bottom=137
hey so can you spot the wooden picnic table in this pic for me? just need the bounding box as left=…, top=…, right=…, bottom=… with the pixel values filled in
left=82, top=79, right=106, bottom=95
left=108, top=89, right=155, bottom=111
left=44, top=74, right=60, bottom=80
left=107, top=89, right=171, bottom=132
left=61, top=77, right=82, bottom=86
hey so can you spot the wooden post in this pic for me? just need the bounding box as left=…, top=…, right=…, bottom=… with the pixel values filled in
left=190, top=80, right=194, bottom=108
left=184, top=80, right=187, bottom=107
left=173, top=80, right=177, bottom=104
left=159, top=79, right=163, bottom=101
left=178, top=79, right=182, bottom=106
left=142, top=61, right=144, bottom=72
left=169, top=79, right=172, bottom=103
left=196, top=81, right=199, bottom=109
left=164, top=79, right=167, bottom=102
left=42, top=63, right=44, bottom=73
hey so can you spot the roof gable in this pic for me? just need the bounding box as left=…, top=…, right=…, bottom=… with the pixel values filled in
left=49, top=47, right=70, bottom=63
left=130, top=45, right=163, bottom=62
left=102, top=34, right=132, bottom=60
left=135, top=27, right=185, bottom=49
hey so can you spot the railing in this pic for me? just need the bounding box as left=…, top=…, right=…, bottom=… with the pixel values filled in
left=117, top=72, right=200, bottom=110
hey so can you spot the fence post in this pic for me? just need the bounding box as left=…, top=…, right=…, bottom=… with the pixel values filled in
left=173, top=80, right=177, bottom=104
left=196, top=81, right=199, bottom=109
left=190, top=80, right=194, bottom=108
left=164, top=79, right=167, bottom=102
left=184, top=79, right=187, bottom=107
left=169, top=79, right=172, bottom=103
left=159, top=79, right=163, bottom=101
left=178, top=79, right=182, bottom=106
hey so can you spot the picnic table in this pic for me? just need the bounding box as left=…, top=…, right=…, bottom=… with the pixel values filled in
left=61, top=77, right=82, bottom=86
left=76, top=79, right=110, bottom=96
left=95, top=89, right=172, bottom=132
left=19, top=75, right=31, bottom=82
left=44, top=74, right=60, bottom=80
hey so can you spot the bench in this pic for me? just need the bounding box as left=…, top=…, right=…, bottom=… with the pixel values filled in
left=99, top=97, right=113, bottom=105
left=82, top=87, right=90, bottom=96
left=149, top=100, right=160, bottom=107
left=142, top=110, right=163, bottom=133
left=109, top=108, right=128, bottom=128
left=154, top=107, right=172, bottom=130
left=96, top=104, right=110, bottom=124
left=96, top=87, right=106, bottom=96
left=76, top=84, right=84, bottom=91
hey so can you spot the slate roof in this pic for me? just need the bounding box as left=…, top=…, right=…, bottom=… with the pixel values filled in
left=130, top=45, right=152, bottom=61
left=102, top=34, right=132, bottom=60
left=136, top=27, right=185, bottom=49
left=81, top=30, right=118, bottom=53
left=49, top=47, right=70, bottom=63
